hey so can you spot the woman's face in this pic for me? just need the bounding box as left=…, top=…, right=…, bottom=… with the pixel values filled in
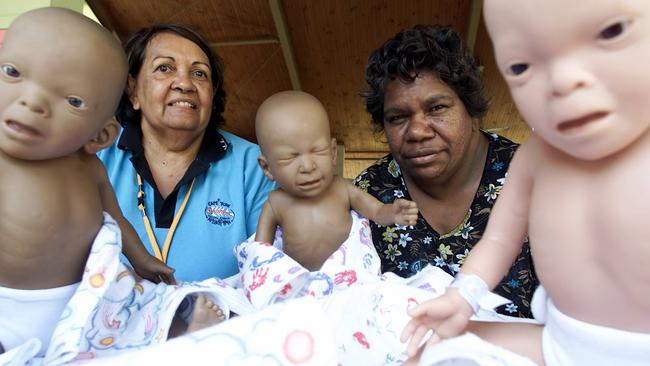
left=129, top=32, right=213, bottom=135
left=382, top=71, right=476, bottom=184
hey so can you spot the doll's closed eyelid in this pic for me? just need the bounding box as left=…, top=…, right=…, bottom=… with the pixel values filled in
left=312, top=145, right=330, bottom=153
left=277, top=154, right=297, bottom=162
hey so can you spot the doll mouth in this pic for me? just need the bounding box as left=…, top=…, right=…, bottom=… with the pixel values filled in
left=4, top=119, right=43, bottom=138
left=298, top=179, right=321, bottom=189
left=557, top=112, right=609, bottom=134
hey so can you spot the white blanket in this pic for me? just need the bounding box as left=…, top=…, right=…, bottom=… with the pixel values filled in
left=77, top=211, right=512, bottom=365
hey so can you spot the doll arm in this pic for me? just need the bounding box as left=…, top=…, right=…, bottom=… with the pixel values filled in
left=345, top=179, right=418, bottom=226
left=93, top=158, right=175, bottom=284
left=401, top=144, right=534, bottom=355
left=254, top=199, right=279, bottom=243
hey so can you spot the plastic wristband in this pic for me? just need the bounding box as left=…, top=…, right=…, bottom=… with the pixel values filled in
left=449, top=274, right=489, bottom=314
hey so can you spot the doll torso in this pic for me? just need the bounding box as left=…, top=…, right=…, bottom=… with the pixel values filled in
left=271, top=177, right=353, bottom=271
left=0, top=151, right=104, bottom=289
left=526, top=133, right=650, bottom=333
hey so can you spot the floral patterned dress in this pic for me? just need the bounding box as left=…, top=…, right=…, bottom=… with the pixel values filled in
left=353, top=132, right=538, bottom=318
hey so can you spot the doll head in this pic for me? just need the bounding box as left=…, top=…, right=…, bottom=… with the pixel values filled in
left=0, top=7, right=128, bottom=160
left=484, top=0, right=650, bottom=160
left=255, top=91, right=337, bottom=198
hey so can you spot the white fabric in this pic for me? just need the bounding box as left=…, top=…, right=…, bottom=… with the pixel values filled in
left=418, top=333, right=537, bottom=366
left=236, top=211, right=512, bottom=315
left=227, top=211, right=514, bottom=364
left=66, top=211, right=513, bottom=366
left=0, top=283, right=79, bottom=356
left=533, top=287, right=650, bottom=366
left=76, top=277, right=513, bottom=366
left=73, top=297, right=339, bottom=366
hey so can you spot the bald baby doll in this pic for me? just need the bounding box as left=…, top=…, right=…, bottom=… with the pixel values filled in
left=401, top=1, right=650, bottom=365
left=255, top=91, right=418, bottom=271
left=0, top=8, right=199, bottom=353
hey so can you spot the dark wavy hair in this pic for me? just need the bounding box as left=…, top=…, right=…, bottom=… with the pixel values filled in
left=115, top=24, right=226, bottom=130
left=361, top=25, right=488, bottom=132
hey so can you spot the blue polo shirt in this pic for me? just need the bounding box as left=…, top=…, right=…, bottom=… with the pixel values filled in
left=98, top=124, right=275, bottom=281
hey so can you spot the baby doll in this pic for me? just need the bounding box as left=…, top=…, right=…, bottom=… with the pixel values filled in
left=0, top=7, right=217, bottom=355
left=401, top=1, right=650, bottom=365
left=254, top=90, right=418, bottom=271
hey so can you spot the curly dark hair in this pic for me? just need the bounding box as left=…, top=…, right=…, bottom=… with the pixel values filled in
left=115, top=24, right=226, bottom=130
left=361, top=25, right=488, bottom=132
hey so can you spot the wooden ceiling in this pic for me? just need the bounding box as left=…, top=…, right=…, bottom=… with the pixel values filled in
left=87, top=0, right=529, bottom=159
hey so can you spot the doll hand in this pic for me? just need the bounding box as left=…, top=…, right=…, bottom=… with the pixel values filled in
left=133, top=255, right=176, bottom=285
left=400, top=288, right=473, bottom=357
left=393, top=199, right=419, bottom=226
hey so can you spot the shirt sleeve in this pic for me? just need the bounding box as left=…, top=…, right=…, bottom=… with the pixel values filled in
left=242, top=144, right=277, bottom=237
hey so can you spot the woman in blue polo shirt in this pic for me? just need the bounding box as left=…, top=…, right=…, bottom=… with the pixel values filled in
left=99, top=24, right=275, bottom=281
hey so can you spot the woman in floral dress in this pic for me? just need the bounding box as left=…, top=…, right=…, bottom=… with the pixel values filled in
left=354, top=25, right=538, bottom=318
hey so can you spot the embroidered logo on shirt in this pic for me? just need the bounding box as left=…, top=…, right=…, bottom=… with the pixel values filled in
left=205, top=199, right=235, bottom=226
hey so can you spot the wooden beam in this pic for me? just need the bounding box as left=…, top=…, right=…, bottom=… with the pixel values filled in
left=210, top=37, right=279, bottom=48
left=465, top=0, right=482, bottom=53
left=269, top=0, right=302, bottom=90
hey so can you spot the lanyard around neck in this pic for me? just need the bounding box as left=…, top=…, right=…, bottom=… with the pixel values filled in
left=136, top=174, right=195, bottom=263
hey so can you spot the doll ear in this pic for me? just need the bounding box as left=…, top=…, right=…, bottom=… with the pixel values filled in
left=84, top=118, right=120, bottom=154
left=257, top=155, right=275, bottom=181
left=127, top=75, right=140, bottom=110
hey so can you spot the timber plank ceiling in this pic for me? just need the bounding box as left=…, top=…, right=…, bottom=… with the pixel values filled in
left=87, top=0, right=528, bottom=176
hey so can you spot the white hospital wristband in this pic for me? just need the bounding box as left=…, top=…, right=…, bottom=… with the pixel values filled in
left=449, top=274, right=489, bottom=313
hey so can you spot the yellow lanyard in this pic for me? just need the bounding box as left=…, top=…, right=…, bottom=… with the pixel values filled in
left=136, top=174, right=195, bottom=263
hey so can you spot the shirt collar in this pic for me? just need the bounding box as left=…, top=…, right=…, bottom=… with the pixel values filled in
left=117, top=122, right=229, bottom=166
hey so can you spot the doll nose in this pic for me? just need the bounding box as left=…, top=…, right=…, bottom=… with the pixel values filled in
left=19, top=86, right=50, bottom=116
left=298, top=156, right=316, bottom=173
left=549, top=59, right=594, bottom=97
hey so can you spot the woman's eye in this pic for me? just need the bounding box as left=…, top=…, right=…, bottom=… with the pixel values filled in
left=386, top=115, right=406, bottom=124
left=508, top=63, right=529, bottom=76
left=66, top=96, right=86, bottom=109
left=193, top=70, right=207, bottom=78
left=599, top=20, right=630, bottom=40
left=429, top=105, right=445, bottom=113
left=156, top=64, right=171, bottom=73
left=1, top=64, right=20, bottom=78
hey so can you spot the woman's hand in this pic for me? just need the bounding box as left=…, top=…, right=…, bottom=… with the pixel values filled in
left=400, top=288, right=474, bottom=356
